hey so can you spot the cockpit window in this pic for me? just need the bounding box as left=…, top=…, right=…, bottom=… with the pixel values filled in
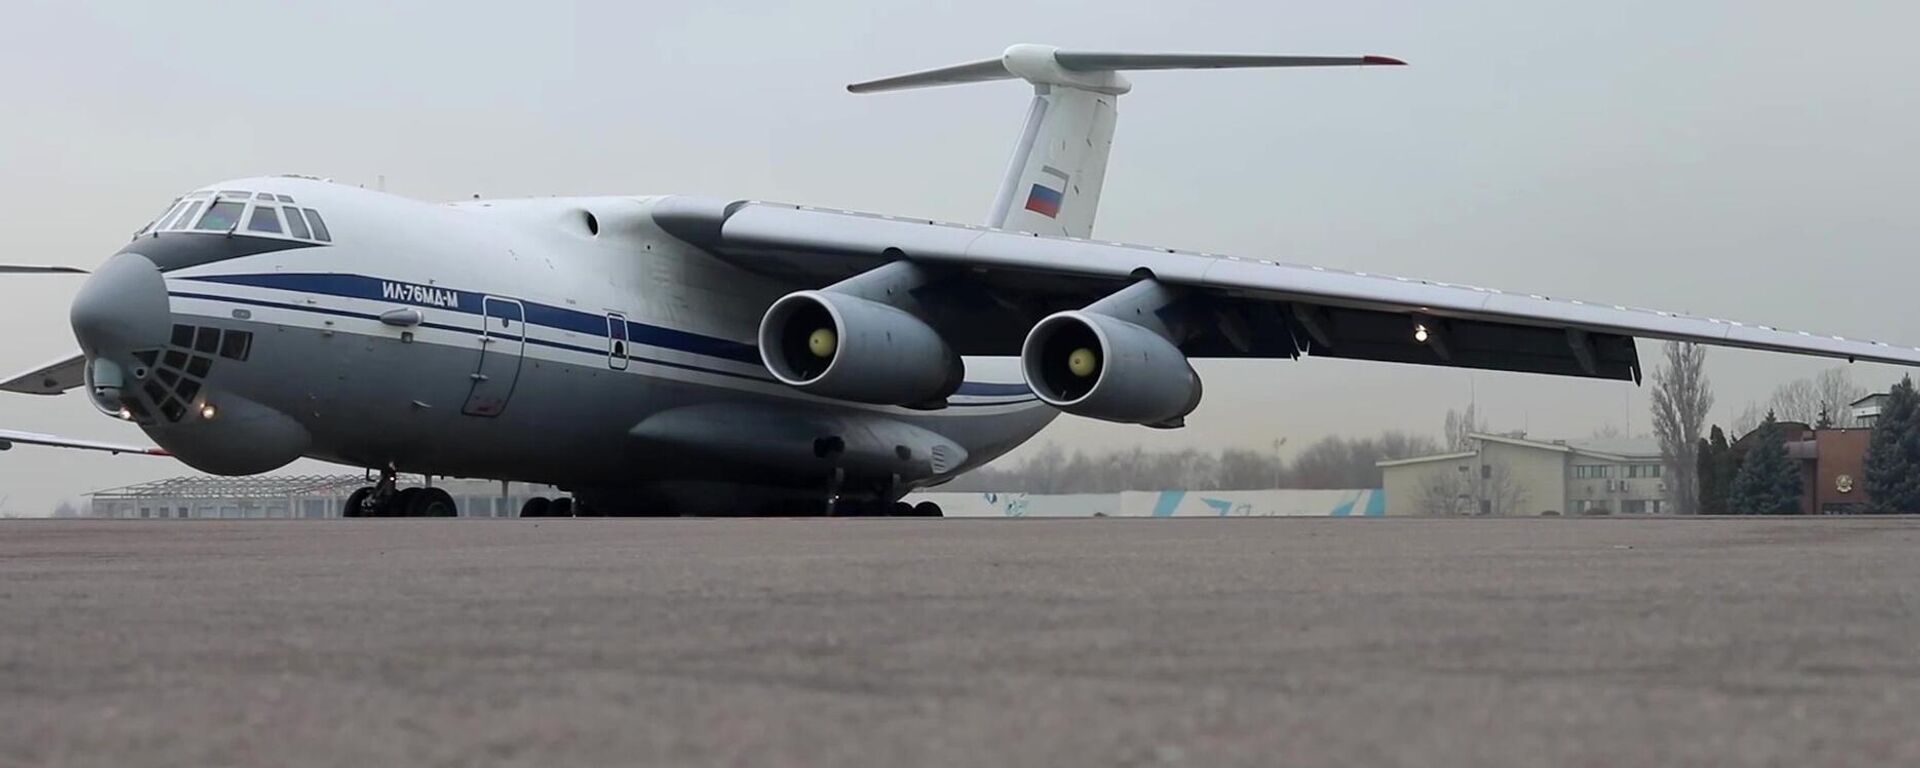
left=139, top=201, right=182, bottom=236
left=302, top=208, right=331, bottom=242
left=274, top=194, right=295, bottom=203
left=281, top=205, right=311, bottom=238
left=246, top=206, right=282, bottom=234
left=195, top=201, right=246, bottom=231
left=254, top=192, right=275, bottom=200
left=167, top=201, right=204, bottom=231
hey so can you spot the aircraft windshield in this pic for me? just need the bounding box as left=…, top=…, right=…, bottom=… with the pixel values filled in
left=145, top=189, right=333, bottom=244
left=194, top=201, right=246, bottom=231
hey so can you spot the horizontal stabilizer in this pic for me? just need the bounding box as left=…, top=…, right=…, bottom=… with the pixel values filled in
left=848, top=44, right=1404, bottom=94
left=1053, top=52, right=1405, bottom=71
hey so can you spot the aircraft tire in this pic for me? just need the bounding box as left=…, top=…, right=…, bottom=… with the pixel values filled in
left=550, top=497, right=575, bottom=517
left=408, top=488, right=457, bottom=517
left=393, top=488, right=422, bottom=517
left=343, top=487, right=373, bottom=518
left=520, top=497, right=551, bottom=518
left=913, top=501, right=943, bottom=518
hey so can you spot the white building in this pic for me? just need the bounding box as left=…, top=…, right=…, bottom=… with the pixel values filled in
left=1377, top=433, right=1668, bottom=516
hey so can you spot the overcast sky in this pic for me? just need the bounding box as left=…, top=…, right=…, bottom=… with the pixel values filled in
left=3, top=0, right=1918, bottom=515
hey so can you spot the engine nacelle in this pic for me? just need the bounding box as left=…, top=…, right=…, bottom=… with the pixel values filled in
left=758, top=291, right=962, bottom=406
left=1021, top=310, right=1202, bottom=426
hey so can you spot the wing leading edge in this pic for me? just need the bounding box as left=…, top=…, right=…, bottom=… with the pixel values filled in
left=1, top=353, right=87, bottom=395
left=0, top=428, right=167, bottom=457
left=654, top=198, right=1920, bottom=375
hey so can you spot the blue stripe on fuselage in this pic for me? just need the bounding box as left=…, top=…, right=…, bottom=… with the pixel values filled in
left=170, top=272, right=1036, bottom=401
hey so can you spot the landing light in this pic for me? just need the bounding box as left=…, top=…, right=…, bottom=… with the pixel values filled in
left=200, top=404, right=217, bottom=420
left=117, top=407, right=132, bottom=421
left=1413, top=324, right=1430, bottom=343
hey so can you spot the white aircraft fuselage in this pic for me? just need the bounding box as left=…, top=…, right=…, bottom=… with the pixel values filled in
left=76, top=177, right=1052, bottom=514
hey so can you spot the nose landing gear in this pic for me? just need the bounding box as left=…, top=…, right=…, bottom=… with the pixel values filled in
left=341, top=467, right=457, bottom=517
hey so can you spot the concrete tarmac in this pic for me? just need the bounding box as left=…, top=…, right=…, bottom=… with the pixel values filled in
left=3, top=517, right=1919, bottom=767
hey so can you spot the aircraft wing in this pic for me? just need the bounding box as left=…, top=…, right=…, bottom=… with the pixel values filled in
left=656, top=198, right=1920, bottom=378
left=1, top=353, right=87, bottom=395
left=0, top=428, right=168, bottom=457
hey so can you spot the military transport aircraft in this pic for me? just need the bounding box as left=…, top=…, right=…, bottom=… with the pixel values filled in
left=5, top=45, right=1917, bottom=517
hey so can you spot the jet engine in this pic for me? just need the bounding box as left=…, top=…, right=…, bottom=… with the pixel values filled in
left=758, top=290, right=962, bottom=406
left=1020, top=286, right=1202, bottom=427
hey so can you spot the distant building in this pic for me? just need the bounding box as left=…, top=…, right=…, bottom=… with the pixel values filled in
left=88, top=475, right=558, bottom=519
left=1378, top=433, right=1667, bottom=516
left=1729, top=422, right=1872, bottom=515
left=1851, top=393, right=1889, bottom=428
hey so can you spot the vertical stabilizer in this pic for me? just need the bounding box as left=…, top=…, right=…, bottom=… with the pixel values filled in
left=987, top=82, right=1118, bottom=238
left=848, top=44, right=1404, bottom=239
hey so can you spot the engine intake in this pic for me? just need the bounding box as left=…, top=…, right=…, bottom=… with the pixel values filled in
left=1021, top=311, right=1201, bottom=426
left=758, top=291, right=962, bottom=406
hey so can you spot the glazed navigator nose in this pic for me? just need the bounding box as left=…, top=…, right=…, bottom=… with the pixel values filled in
left=69, top=252, right=170, bottom=408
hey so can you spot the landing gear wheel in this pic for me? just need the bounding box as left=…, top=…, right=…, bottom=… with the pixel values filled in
left=393, top=488, right=422, bottom=517
left=893, top=502, right=915, bottom=517
left=408, top=488, right=457, bottom=517
left=520, top=497, right=551, bottom=518
left=344, top=487, right=373, bottom=518
left=550, top=497, right=575, bottom=517
left=913, top=501, right=943, bottom=518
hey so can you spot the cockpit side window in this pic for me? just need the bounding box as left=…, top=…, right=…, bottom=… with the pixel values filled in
left=139, top=200, right=183, bottom=236
left=302, top=208, right=331, bottom=242
left=281, top=205, right=311, bottom=239
left=167, top=201, right=205, bottom=231
left=246, top=206, right=283, bottom=234
left=195, top=201, right=246, bottom=231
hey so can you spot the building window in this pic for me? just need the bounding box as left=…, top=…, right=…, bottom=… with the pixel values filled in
left=1625, top=464, right=1663, bottom=478
left=1481, top=464, right=1491, bottom=479
left=1574, top=465, right=1613, bottom=479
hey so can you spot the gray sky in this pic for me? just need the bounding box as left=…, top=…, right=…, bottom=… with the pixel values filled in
left=4, top=0, right=1918, bottom=515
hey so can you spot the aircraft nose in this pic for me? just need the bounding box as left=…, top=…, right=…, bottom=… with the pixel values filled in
left=70, top=251, right=171, bottom=357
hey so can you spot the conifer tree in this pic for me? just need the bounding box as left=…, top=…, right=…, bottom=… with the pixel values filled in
left=1866, top=376, right=1920, bottom=514
left=1729, top=412, right=1802, bottom=515
left=1696, top=425, right=1734, bottom=515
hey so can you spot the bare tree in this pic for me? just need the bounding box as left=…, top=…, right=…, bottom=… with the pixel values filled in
left=1767, top=377, right=1822, bottom=424
left=1482, top=463, right=1532, bottom=516
left=51, top=500, right=83, bottom=518
left=1731, top=402, right=1765, bottom=437
left=1650, top=341, right=1713, bottom=515
left=1813, top=367, right=1868, bottom=428
left=1417, top=467, right=1473, bottom=516
left=1443, top=403, right=1485, bottom=451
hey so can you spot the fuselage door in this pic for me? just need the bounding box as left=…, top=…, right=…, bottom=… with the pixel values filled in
left=462, top=297, right=526, bottom=417
left=607, top=312, right=630, bottom=370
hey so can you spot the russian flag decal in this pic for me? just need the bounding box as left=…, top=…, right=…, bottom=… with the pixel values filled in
left=1023, top=166, right=1070, bottom=218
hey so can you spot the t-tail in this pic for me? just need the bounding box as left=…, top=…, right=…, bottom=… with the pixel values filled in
left=848, top=44, right=1405, bottom=239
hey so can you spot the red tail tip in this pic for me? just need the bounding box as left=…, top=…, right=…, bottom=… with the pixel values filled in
left=1363, top=55, right=1408, bottom=66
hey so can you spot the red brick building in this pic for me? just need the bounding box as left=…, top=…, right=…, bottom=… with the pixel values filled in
left=1734, top=423, right=1872, bottom=514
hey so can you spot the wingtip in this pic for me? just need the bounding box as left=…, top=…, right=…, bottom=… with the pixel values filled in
left=1363, top=55, right=1408, bottom=66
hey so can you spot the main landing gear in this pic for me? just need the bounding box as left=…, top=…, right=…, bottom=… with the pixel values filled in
left=520, top=496, right=596, bottom=518
left=825, top=499, right=943, bottom=517
left=342, top=468, right=457, bottom=518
